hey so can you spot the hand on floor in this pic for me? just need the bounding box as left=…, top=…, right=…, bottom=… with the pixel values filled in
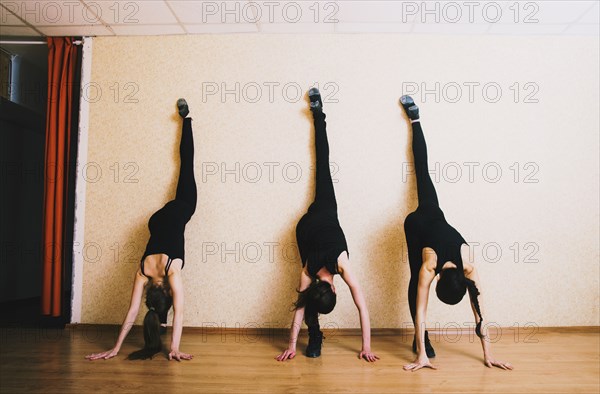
left=359, top=348, right=380, bottom=362
left=275, top=348, right=296, bottom=361
left=85, top=348, right=118, bottom=361
left=168, top=349, right=193, bottom=361
left=484, top=357, right=513, bottom=370
left=403, top=356, right=437, bottom=372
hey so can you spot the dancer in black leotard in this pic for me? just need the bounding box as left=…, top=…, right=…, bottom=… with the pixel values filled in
left=86, top=99, right=196, bottom=362
left=400, top=95, right=512, bottom=372
left=276, top=88, right=378, bottom=362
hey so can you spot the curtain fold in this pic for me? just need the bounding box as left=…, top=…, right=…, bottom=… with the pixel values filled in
left=42, top=37, right=78, bottom=317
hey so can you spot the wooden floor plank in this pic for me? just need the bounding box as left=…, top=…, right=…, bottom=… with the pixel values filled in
left=1, top=327, right=598, bottom=393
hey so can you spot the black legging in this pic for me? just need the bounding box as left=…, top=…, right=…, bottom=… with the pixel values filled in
left=411, top=122, right=438, bottom=208
left=175, top=117, right=197, bottom=215
left=306, top=110, right=336, bottom=333
left=405, top=121, right=441, bottom=324
left=158, top=117, right=196, bottom=325
left=310, top=111, right=337, bottom=211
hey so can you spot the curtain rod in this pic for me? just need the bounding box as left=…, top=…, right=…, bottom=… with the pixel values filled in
left=0, top=40, right=82, bottom=45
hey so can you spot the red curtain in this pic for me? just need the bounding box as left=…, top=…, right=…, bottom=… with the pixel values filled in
left=42, top=37, right=78, bottom=316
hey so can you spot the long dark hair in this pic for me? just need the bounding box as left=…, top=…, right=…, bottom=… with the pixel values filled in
left=293, top=280, right=336, bottom=327
left=128, top=283, right=172, bottom=360
left=436, top=268, right=484, bottom=338
left=466, top=278, right=484, bottom=338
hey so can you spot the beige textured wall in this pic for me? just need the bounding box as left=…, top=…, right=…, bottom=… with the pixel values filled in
left=81, top=34, right=599, bottom=328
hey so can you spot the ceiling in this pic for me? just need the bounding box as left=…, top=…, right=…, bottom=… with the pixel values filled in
left=0, top=0, right=598, bottom=37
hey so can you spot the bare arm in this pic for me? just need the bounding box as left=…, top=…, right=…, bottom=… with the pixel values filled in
left=404, top=260, right=436, bottom=371
left=338, top=256, right=379, bottom=362
left=167, top=262, right=192, bottom=361
left=287, top=305, right=305, bottom=351
left=85, top=270, right=147, bottom=360
left=276, top=267, right=312, bottom=361
left=465, top=264, right=512, bottom=370
left=414, top=264, right=435, bottom=357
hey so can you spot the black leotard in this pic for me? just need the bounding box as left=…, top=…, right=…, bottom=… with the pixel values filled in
left=296, top=110, right=348, bottom=278
left=404, top=121, right=467, bottom=321
left=405, top=204, right=466, bottom=275
left=296, top=207, right=347, bottom=278
left=140, top=117, right=196, bottom=276
left=141, top=200, right=192, bottom=274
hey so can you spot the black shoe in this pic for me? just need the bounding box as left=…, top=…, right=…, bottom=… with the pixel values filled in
left=308, top=87, right=323, bottom=112
left=400, top=95, right=419, bottom=120
left=177, top=98, right=189, bottom=118
left=412, top=331, right=436, bottom=358
left=306, top=327, right=324, bottom=358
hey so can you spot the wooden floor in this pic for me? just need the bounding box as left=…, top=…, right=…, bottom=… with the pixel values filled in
left=1, top=326, right=598, bottom=393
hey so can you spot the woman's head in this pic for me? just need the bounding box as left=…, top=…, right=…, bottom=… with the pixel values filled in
left=436, top=268, right=484, bottom=338
left=294, top=280, right=337, bottom=327
left=436, top=268, right=467, bottom=305
left=128, top=282, right=172, bottom=360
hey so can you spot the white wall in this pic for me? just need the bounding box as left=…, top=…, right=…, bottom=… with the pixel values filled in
left=79, top=34, right=599, bottom=328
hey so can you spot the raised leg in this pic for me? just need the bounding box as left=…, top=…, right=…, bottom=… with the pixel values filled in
left=401, top=96, right=439, bottom=208
left=410, top=121, right=439, bottom=208
left=310, top=88, right=337, bottom=210
left=174, top=116, right=197, bottom=215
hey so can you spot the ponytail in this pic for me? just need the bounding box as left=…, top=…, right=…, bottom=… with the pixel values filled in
left=128, top=284, right=172, bottom=360
left=465, top=278, right=484, bottom=338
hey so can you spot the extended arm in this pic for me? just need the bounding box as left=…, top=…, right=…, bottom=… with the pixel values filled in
left=276, top=268, right=312, bottom=361
left=338, top=256, right=379, bottom=362
left=85, top=270, right=147, bottom=360
left=403, top=260, right=436, bottom=372
left=167, top=262, right=192, bottom=361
